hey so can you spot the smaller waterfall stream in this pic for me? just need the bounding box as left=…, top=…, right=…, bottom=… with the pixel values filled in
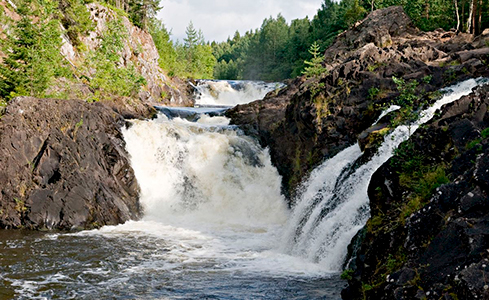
left=282, top=77, right=488, bottom=271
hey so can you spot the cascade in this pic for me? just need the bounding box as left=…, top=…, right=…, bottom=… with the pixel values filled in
left=282, top=77, right=488, bottom=271
left=194, top=80, right=284, bottom=107
left=123, top=114, right=288, bottom=228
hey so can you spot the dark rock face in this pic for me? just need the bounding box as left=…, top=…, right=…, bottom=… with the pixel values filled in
left=343, top=84, right=489, bottom=300
left=227, top=6, right=489, bottom=201
left=0, top=97, right=141, bottom=230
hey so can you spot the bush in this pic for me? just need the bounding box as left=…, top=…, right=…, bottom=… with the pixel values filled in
left=393, top=76, right=418, bottom=106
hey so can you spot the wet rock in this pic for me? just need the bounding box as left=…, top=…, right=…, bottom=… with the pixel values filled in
left=0, top=97, right=141, bottom=230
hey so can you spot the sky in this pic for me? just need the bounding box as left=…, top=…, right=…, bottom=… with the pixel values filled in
left=157, top=0, right=324, bottom=42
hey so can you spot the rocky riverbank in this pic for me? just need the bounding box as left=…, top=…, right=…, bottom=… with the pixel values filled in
left=0, top=97, right=149, bottom=230
left=342, top=82, right=489, bottom=300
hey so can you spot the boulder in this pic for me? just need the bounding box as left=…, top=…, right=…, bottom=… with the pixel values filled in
left=0, top=97, right=141, bottom=230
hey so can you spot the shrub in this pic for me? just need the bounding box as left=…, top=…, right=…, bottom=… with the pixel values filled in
left=392, top=76, right=418, bottom=106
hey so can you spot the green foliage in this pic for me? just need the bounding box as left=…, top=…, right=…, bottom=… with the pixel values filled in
left=75, top=118, right=84, bottom=129
left=422, top=75, right=433, bottom=84
left=385, top=252, right=406, bottom=274
left=302, top=41, right=328, bottom=78
left=149, top=19, right=178, bottom=75
left=481, top=128, right=489, bottom=139
left=58, top=0, right=94, bottom=46
left=151, top=20, right=215, bottom=79
left=85, top=18, right=145, bottom=97
left=344, top=0, right=367, bottom=26
left=341, top=269, right=355, bottom=280
left=368, top=87, right=380, bottom=100
left=392, top=140, right=450, bottom=224
left=466, top=138, right=482, bottom=150
left=0, top=0, right=71, bottom=101
left=392, top=76, right=419, bottom=106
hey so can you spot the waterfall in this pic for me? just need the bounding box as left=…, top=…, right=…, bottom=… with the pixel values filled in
left=123, top=113, right=288, bottom=228
left=281, top=77, right=488, bottom=271
left=194, top=80, right=284, bottom=107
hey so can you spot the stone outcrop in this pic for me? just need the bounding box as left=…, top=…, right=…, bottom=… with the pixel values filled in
left=342, top=83, right=489, bottom=300
left=0, top=97, right=141, bottom=230
left=227, top=6, right=489, bottom=201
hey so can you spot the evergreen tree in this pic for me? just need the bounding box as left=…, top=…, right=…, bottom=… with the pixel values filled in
left=302, top=41, right=328, bottom=78
left=0, top=0, right=70, bottom=100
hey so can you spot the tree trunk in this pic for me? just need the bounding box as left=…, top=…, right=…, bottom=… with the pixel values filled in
left=477, top=0, right=482, bottom=35
left=467, top=0, right=474, bottom=33
left=455, top=0, right=460, bottom=31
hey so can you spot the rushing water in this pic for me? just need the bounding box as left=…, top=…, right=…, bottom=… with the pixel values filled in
left=193, top=80, right=284, bottom=107
left=1, top=78, right=486, bottom=299
left=281, top=77, right=488, bottom=270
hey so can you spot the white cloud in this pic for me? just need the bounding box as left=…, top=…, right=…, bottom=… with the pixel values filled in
left=157, top=0, right=324, bottom=42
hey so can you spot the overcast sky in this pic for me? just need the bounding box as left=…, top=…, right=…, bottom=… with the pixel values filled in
left=157, top=0, right=324, bottom=42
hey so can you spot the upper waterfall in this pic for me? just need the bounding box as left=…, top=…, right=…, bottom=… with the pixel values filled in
left=193, top=80, right=284, bottom=107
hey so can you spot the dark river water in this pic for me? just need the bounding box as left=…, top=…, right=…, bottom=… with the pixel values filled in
left=0, top=229, right=345, bottom=299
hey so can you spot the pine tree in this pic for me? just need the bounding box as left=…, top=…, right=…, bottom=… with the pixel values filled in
left=302, top=41, right=327, bottom=78
left=0, top=0, right=69, bottom=100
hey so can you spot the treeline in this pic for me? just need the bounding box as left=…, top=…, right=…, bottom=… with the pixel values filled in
left=212, top=0, right=365, bottom=81
left=150, top=20, right=215, bottom=79
left=212, top=0, right=489, bottom=81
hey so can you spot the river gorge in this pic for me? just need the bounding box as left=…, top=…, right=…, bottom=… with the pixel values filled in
left=1, top=78, right=487, bottom=299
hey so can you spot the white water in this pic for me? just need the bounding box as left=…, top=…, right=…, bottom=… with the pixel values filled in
left=77, top=112, right=333, bottom=278
left=282, top=77, right=488, bottom=271
left=194, top=80, right=284, bottom=107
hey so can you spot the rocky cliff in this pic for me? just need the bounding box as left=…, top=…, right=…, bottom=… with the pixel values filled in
left=342, top=82, right=489, bottom=300
left=227, top=6, right=489, bottom=201
left=0, top=0, right=194, bottom=109
left=0, top=97, right=141, bottom=230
